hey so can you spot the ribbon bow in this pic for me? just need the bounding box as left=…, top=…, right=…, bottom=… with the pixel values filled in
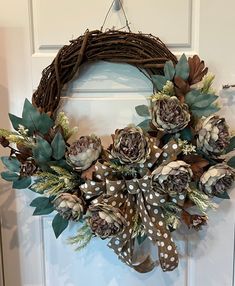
left=80, top=140, right=182, bottom=272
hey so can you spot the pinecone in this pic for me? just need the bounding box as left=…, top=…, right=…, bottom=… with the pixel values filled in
left=199, top=163, right=234, bottom=197
left=53, top=193, right=84, bottom=221
left=151, top=95, right=190, bottom=134
left=20, top=161, right=37, bottom=176
left=88, top=204, right=126, bottom=239
left=196, top=115, right=230, bottom=155
left=66, top=135, right=102, bottom=171
left=152, top=160, right=193, bottom=196
left=111, top=125, right=151, bottom=164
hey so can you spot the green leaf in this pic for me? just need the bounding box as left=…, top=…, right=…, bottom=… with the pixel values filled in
left=180, top=128, right=193, bottom=141
left=191, top=105, right=220, bottom=117
left=135, top=105, right=150, bottom=117
left=227, top=156, right=235, bottom=168
left=51, top=132, right=66, bottom=160
left=8, top=113, right=23, bottom=131
left=31, top=197, right=55, bottom=215
left=193, top=94, right=218, bottom=109
left=33, top=136, right=52, bottom=163
left=12, top=177, right=31, bottom=189
left=52, top=213, right=69, bottom=238
left=185, top=90, right=201, bottom=106
left=175, top=54, right=189, bottom=81
left=225, top=136, right=235, bottom=154
left=151, top=75, right=168, bottom=91
left=21, top=99, right=54, bottom=135
left=137, top=119, right=151, bottom=131
left=1, top=156, right=20, bottom=172
left=214, top=191, right=230, bottom=199
left=1, top=171, right=19, bottom=182
left=164, top=61, right=175, bottom=80
left=137, top=234, right=147, bottom=245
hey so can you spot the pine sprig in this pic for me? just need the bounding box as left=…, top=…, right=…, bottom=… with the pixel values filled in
left=67, top=222, right=93, bottom=251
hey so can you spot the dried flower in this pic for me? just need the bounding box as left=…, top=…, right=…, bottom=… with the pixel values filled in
left=152, top=160, right=193, bottom=196
left=199, top=163, right=234, bottom=197
left=111, top=125, right=151, bottom=164
left=196, top=115, right=230, bottom=155
left=88, top=204, right=126, bottom=239
left=66, top=135, right=102, bottom=171
left=53, top=193, right=84, bottom=221
left=151, top=95, right=190, bottom=133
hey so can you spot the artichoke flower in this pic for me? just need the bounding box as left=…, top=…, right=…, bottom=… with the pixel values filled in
left=199, top=163, right=234, bottom=197
left=111, top=125, right=151, bottom=164
left=152, top=160, right=193, bottom=196
left=88, top=204, right=126, bottom=239
left=66, top=135, right=102, bottom=171
left=196, top=115, right=230, bottom=155
left=53, top=193, right=84, bottom=221
left=151, top=95, right=190, bottom=133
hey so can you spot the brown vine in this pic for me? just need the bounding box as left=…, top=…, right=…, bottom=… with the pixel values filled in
left=32, top=29, right=177, bottom=115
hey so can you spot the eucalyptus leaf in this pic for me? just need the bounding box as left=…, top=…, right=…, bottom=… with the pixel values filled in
left=31, top=197, right=55, bottom=215
left=33, top=136, right=52, bottom=163
left=137, top=119, right=151, bottom=131
left=21, top=99, right=54, bottom=135
left=52, top=213, right=69, bottom=238
left=214, top=191, right=230, bottom=200
left=51, top=132, right=66, bottom=160
left=164, top=61, right=175, bottom=80
left=193, top=94, right=218, bottom=109
left=225, top=136, right=235, bottom=153
left=33, top=206, right=55, bottom=216
left=227, top=156, right=235, bottom=168
left=180, top=128, right=193, bottom=141
left=1, top=156, right=20, bottom=172
left=175, top=54, right=189, bottom=81
left=185, top=90, right=201, bottom=106
left=191, top=105, right=220, bottom=118
left=135, top=105, right=150, bottom=117
left=8, top=113, right=23, bottom=131
left=12, top=177, right=31, bottom=189
left=151, top=75, right=167, bottom=91
left=1, top=171, right=19, bottom=182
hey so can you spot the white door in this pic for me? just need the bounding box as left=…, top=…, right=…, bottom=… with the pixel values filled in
left=1, top=1, right=235, bottom=285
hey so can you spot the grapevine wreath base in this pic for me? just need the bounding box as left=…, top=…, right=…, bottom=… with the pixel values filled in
left=1, top=30, right=235, bottom=273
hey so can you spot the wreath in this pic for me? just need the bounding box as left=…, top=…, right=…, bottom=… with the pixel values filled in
left=1, top=30, right=235, bottom=273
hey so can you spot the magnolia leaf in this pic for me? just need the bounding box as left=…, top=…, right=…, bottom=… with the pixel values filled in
left=52, top=213, right=69, bottom=238
left=193, top=94, right=218, bottom=109
left=151, top=75, right=167, bottom=91
left=137, top=119, right=151, bottom=131
left=31, top=196, right=54, bottom=215
left=185, top=90, right=201, bottom=106
left=180, top=128, right=193, bottom=141
left=135, top=105, right=150, bottom=117
left=191, top=105, right=220, bottom=118
left=175, top=54, right=189, bottom=81
left=51, top=132, right=66, bottom=160
left=33, top=206, right=54, bottom=215
left=12, top=177, right=31, bottom=189
left=1, top=156, right=21, bottom=172
left=225, top=136, right=235, bottom=154
left=1, top=171, right=19, bottom=182
left=22, top=99, right=53, bottom=135
left=227, top=156, right=235, bottom=168
left=215, top=191, right=230, bottom=199
left=8, top=113, right=24, bottom=131
left=164, top=61, right=175, bottom=81
left=33, top=136, right=52, bottom=163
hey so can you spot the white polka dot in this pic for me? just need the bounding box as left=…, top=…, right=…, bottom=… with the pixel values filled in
left=161, top=241, right=165, bottom=247
left=123, top=233, right=127, bottom=239
left=140, top=163, right=144, bottom=168
left=149, top=222, right=154, bottom=227
left=157, top=232, right=162, bottom=237
left=155, top=152, right=160, bottom=158
left=129, top=185, right=134, bottom=190
left=144, top=176, right=148, bottom=180
left=91, top=181, right=96, bottom=186
left=130, top=209, right=133, bottom=214
left=159, top=221, right=163, bottom=226
left=86, top=195, right=91, bottom=199
left=92, top=199, right=98, bottom=204
left=166, top=264, right=170, bottom=269
left=123, top=252, right=127, bottom=256
left=160, top=253, right=164, bottom=257
left=170, top=257, right=175, bottom=262
left=115, top=240, right=120, bottom=245
left=149, top=236, right=153, bottom=241
left=95, top=166, right=99, bottom=171
left=96, top=175, right=101, bottom=179
left=149, top=194, right=153, bottom=199
left=155, top=192, right=160, bottom=197
left=127, top=201, right=131, bottom=206
left=172, top=144, right=178, bottom=150
left=160, top=199, right=165, bottom=203
left=151, top=217, right=156, bottom=222
left=95, top=187, right=100, bottom=191
left=142, top=183, right=147, bottom=187
left=118, top=247, right=122, bottom=252
left=104, top=172, right=109, bottom=176
left=154, top=209, right=159, bottom=214
left=147, top=205, right=151, bottom=210
left=163, top=152, right=168, bottom=157
left=164, top=253, right=168, bottom=259
left=148, top=163, right=152, bottom=168
left=117, top=180, right=121, bottom=185
left=102, top=165, right=107, bottom=169
left=179, top=194, right=185, bottom=200
left=148, top=229, right=153, bottom=234
left=172, top=198, right=177, bottom=203
left=163, top=233, right=168, bottom=238
left=143, top=217, right=147, bottom=222
left=167, top=245, right=172, bottom=251
left=110, top=186, right=115, bottom=192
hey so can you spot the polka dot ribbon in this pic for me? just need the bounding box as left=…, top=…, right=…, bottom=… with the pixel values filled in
left=80, top=139, right=182, bottom=272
